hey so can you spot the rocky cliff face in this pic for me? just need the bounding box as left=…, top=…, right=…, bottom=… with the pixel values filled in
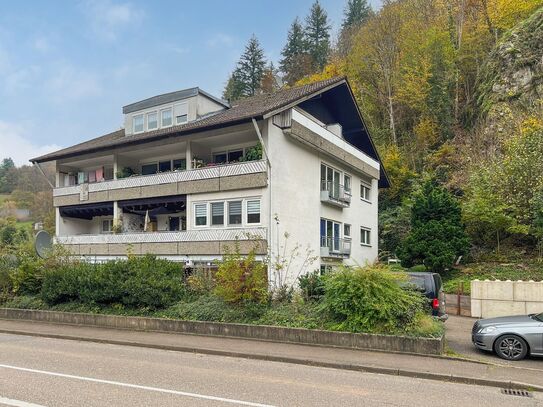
left=477, top=7, right=543, bottom=118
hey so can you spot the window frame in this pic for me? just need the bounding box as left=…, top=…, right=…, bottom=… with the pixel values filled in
left=210, top=202, right=225, bottom=226
left=246, top=199, right=261, bottom=225
left=343, top=223, right=351, bottom=239
left=360, top=181, right=371, bottom=203
left=161, top=108, right=173, bottom=128
left=174, top=102, right=189, bottom=125
left=146, top=111, right=158, bottom=130
left=194, top=203, right=208, bottom=227
left=101, top=219, right=113, bottom=234
left=133, top=114, right=144, bottom=133
left=227, top=200, right=243, bottom=226
left=360, top=227, right=371, bottom=246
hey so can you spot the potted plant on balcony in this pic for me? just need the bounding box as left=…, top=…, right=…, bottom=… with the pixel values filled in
left=116, top=167, right=135, bottom=179
left=239, top=143, right=263, bottom=162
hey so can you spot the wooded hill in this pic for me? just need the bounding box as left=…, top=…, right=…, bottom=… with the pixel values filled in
left=224, top=0, right=543, bottom=264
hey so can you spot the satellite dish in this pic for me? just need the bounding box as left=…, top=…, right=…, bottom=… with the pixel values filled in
left=35, top=230, right=53, bottom=259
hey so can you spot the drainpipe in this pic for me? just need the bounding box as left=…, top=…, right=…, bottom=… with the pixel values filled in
left=251, top=118, right=273, bottom=286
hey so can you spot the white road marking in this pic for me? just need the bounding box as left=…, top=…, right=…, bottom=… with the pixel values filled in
left=0, top=396, right=46, bottom=407
left=0, top=364, right=275, bottom=407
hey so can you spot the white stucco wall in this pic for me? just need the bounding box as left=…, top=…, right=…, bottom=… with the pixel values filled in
left=265, top=118, right=380, bottom=286
left=58, top=215, right=112, bottom=236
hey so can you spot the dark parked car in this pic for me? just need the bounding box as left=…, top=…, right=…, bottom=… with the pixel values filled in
left=472, top=313, right=543, bottom=360
left=406, top=272, right=448, bottom=320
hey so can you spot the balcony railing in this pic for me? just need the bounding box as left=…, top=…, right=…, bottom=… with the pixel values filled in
left=55, top=227, right=267, bottom=245
left=320, top=181, right=351, bottom=208
left=320, top=236, right=351, bottom=258
left=53, top=160, right=267, bottom=197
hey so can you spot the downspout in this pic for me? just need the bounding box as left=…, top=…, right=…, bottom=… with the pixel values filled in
left=32, top=161, right=55, bottom=189
left=251, top=118, right=273, bottom=286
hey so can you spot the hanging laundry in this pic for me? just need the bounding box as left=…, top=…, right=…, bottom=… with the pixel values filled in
left=96, top=167, right=104, bottom=182
left=89, top=171, right=96, bottom=183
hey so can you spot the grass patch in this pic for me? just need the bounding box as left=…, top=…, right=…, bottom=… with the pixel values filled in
left=441, top=262, right=543, bottom=294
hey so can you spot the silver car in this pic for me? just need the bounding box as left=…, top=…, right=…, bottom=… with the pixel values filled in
left=472, top=313, right=543, bottom=360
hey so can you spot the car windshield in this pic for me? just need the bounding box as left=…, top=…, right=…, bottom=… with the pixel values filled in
left=534, top=313, right=543, bottom=322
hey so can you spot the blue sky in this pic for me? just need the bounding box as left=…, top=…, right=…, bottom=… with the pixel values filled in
left=0, top=0, right=381, bottom=165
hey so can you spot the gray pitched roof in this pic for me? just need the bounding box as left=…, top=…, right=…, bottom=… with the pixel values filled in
left=31, top=77, right=347, bottom=163
left=122, top=87, right=229, bottom=114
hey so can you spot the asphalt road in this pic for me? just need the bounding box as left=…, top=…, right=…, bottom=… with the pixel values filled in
left=0, top=333, right=541, bottom=407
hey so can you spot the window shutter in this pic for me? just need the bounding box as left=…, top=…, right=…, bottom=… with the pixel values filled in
left=247, top=200, right=260, bottom=214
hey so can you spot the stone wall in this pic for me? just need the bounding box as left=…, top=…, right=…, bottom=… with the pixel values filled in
left=0, top=308, right=444, bottom=355
left=471, top=280, right=543, bottom=318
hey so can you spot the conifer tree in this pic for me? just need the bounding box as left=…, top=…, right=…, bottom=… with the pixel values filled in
left=304, top=1, right=331, bottom=71
left=223, top=35, right=266, bottom=100
left=342, top=0, right=372, bottom=31
left=280, top=17, right=312, bottom=85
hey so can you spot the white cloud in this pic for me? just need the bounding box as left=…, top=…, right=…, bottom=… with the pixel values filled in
left=206, top=33, right=235, bottom=48
left=83, top=0, right=145, bottom=41
left=0, top=121, right=61, bottom=166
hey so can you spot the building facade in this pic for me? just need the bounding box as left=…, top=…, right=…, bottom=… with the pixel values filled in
left=31, top=77, right=389, bottom=284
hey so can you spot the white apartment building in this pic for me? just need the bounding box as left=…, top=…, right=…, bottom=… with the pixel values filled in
left=31, top=77, right=389, bottom=283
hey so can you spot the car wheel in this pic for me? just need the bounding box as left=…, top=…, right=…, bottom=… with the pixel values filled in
left=494, top=335, right=528, bottom=361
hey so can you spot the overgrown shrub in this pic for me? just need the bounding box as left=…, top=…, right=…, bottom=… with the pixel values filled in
left=214, top=243, right=268, bottom=304
left=322, top=265, right=426, bottom=334
left=298, top=270, right=325, bottom=301
left=186, top=267, right=216, bottom=294
left=40, top=255, right=185, bottom=309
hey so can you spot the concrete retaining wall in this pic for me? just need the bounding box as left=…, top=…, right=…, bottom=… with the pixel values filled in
left=471, top=280, right=543, bottom=318
left=0, top=308, right=444, bottom=355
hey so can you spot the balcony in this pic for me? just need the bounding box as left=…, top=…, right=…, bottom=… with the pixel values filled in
left=320, top=181, right=351, bottom=208
left=53, top=160, right=267, bottom=206
left=55, top=227, right=268, bottom=257
left=320, top=237, right=351, bottom=258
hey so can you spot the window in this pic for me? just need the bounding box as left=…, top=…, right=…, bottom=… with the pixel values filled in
left=344, top=174, right=351, bottom=193
left=228, top=201, right=242, bottom=225
left=133, top=114, right=144, bottom=133
left=228, top=150, right=243, bottom=162
left=321, top=218, right=341, bottom=251
left=169, top=217, right=180, bottom=231
left=361, top=182, right=371, bottom=202
left=161, top=108, right=173, bottom=127
left=101, top=219, right=113, bottom=234
left=175, top=102, right=188, bottom=124
left=159, top=160, right=171, bottom=172
left=147, top=112, right=158, bottom=130
left=344, top=224, right=351, bottom=239
left=173, top=159, right=186, bottom=171
left=213, top=152, right=227, bottom=164
left=360, top=227, right=371, bottom=246
left=246, top=200, right=261, bottom=224
left=211, top=202, right=224, bottom=226
left=176, top=114, right=188, bottom=124
left=195, top=204, right=207, bottom=226
left=141, top=163, right=158, bottom=175
left=320, top=163, right=341, bottom=198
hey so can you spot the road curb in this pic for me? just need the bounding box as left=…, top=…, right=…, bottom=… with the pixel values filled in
left=1, top=327, right=541, bottom=393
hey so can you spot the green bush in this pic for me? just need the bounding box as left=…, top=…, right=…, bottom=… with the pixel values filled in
left=214, top=244, right=268, bottom=304
left=398, top=181, right=469, bottom=273
left=40, top=255, right=185, bottom=309
left=322, top=265, right=425, bottom=334
left=298, top=270, right=325, bottom=301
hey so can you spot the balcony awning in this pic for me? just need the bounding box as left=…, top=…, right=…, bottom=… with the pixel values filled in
left=119, top=194, right=186, bottom=216
left=59, top=202, right=114, bottom=220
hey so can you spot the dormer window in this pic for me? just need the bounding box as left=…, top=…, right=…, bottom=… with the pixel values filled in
left=147, top=112, right=158, bottom=130
left=133, top=114, right=144, bottom=133
left=161, top=108, right=173, bottom=127
left=175, top=102, right=188, bottom=125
